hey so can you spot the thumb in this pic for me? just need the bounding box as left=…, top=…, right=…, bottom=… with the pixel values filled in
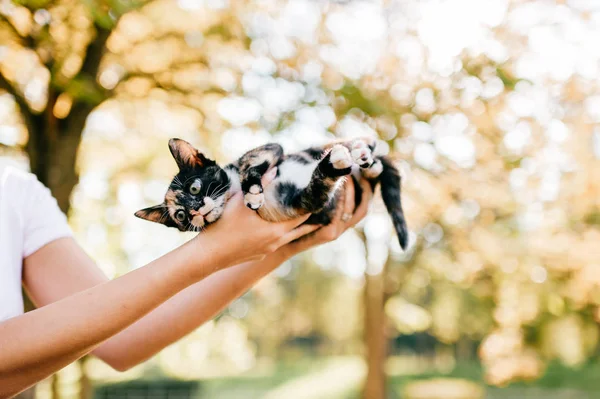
left=261, top=167, right=278, bottom=187
left=282, top=212, right=312, bottom=230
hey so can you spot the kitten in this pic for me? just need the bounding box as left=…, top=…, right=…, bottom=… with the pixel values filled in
left=135, top=138, right=408, bottom=249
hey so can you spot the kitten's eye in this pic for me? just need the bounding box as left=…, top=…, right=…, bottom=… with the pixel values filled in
left=175, top=210, right=186, bottom=222
left=189, top=180, right=201, bottom=195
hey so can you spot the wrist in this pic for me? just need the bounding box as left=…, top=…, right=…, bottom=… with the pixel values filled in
left=273, top=244, right=298, bottom=263
left=170, top=234, right=225, bottom=282
left=188, top=231, right=243, bottom=274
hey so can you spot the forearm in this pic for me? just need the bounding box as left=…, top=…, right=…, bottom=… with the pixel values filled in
left=93, top=248, right=291, bottom=370
left=0, top=237, right=215, bottom=398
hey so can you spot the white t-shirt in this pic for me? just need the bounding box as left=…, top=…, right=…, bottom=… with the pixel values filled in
left=0, top=165, right=72, bottom=322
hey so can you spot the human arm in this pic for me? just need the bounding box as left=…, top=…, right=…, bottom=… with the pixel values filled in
left=2, top=192, right=315, bottom=398
left=21, top=179, right=372, bottom=374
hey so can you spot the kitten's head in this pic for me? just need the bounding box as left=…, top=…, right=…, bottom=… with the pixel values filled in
left=135, top=138, right=230, bottom=231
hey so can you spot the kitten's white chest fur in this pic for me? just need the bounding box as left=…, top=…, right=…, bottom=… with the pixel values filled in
left=276, top=160, right=319, bottom=189
left=225, top=167, right=241, bottom=194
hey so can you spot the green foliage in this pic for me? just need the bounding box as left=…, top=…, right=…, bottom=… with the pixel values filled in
left=336, top=83, right=387, bottom=117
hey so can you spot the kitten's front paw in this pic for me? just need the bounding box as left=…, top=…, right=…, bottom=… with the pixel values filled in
left=244, top=184, right=264, bottom=210
left=330, top=145, right=352, bottom=170
left=351, top=140, right=374, bottom=168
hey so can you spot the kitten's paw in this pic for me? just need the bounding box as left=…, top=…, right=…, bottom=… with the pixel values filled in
left=199, top=197, right=215, bottom=216
left=363, top=159, right=383, bottom=178
left=244, top=184, right=264, bottom=210
left=330, top=145, right=352, bottom=170
left=351, top=140, right=374, bottom=168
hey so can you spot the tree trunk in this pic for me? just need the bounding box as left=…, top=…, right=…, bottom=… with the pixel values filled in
left=362, top=267, right=387, bottom=399
left=15, top=26, right=110, bottom=214
left=26, top=101, right=93, bottom=213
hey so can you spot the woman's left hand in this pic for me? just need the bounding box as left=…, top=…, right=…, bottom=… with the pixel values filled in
left=281, top=177, right=373, bottom=258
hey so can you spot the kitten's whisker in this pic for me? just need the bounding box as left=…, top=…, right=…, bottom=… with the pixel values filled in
left=158, top=208, right=170, bottom=223
left=211, top=183, right=228, bottom=196
left=211, top=183, right=230, bottom=199
left=209, top=183, right=219, bottom=198
left=173, top=176, right=184, bottom=189
left=206, top=181, right=216, bottom=198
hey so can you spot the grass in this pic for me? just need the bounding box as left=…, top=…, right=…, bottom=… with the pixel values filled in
left=197, top=359, right=600, bottom=399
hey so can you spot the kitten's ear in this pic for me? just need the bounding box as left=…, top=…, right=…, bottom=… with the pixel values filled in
left=134, top=204, right=175, bottom=227
left=168, top=138, right=216, bottom=169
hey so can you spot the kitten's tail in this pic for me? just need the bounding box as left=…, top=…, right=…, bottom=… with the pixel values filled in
left=378, top=156, right=409, bottom=250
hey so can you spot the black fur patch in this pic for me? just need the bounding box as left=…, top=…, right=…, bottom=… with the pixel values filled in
left=287, top=153, right=314, bottom=165
left=352, top=175, right=362, bottom=213
left=238, top=143, right=285, bottom=196
left=317, top=151, right=352, bottom=178
left=241, top=160, right=270, bottom=193
left=378, top=156, right=408, bottom=249
left=304, top=147, right=325, bottom=160
left=225, top=164, right=239, bottom=173
left=276, top=182, right=303, bottom=208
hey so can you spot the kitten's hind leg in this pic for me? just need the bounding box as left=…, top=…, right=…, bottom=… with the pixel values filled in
left=329, top=144, right=353, bottom=172
left=351, top=139, right=375, bottom=168
left=361, top=158, right=384, bottom=179
left=237, top=143, right=284, bottom=210
left=350, top=139, right=383, bottom=180
left=282, top=145, right=352, bottom=216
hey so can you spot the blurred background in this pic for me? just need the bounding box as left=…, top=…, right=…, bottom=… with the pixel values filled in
left=2, top=0, right=600, bottom=398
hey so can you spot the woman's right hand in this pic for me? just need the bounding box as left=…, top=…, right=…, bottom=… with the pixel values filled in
left=197, top=191, right=318, bottom=271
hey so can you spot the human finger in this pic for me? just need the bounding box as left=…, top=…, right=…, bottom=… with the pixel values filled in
left=281, top=212, right=313, bottom=230
left=340, top=178, right=355, bottom=225
left=279, top=223, right=321, bottom=245
left=261, top=166, right=278, bottom=187
left=348, top=178, right=372, bottom=226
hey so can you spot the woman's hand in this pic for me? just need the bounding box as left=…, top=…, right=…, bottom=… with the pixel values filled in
left=281, top=177, right=373, bottom=258
left=197, top=167, right=319, bottom=270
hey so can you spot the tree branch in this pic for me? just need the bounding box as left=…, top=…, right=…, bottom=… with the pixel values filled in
left=81, top=25, right=111, bottom=79
left=0, top=70, right=27, bottom=113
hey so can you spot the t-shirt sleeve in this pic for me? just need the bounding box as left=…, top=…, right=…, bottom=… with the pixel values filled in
left=10, top=171, right=73, bottom=258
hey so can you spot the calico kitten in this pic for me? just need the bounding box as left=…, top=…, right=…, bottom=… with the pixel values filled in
left=135, top=138, right=408, bottom=249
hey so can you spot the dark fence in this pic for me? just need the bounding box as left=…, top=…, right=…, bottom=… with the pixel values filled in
left=93, top=380, right=200, bottom=399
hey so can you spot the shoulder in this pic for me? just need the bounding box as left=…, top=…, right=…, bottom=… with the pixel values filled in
left=1, top=164, right=40, bottom=188
left=1, top=165, right=72, bottom=257
left=1, top=165, right=52, bottom=206
left=0, top=164, right=64, bottom=216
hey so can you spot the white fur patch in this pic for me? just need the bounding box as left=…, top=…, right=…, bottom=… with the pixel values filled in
left=277, top=160, right=318, bottom=189
left=205, top=195, right=225, bottom=223
left=249, top=184, right=261, bottom=194
left=225, top=168, right=241, bottom=193
left=245, top=191, right=264, bottom=209
left=245, top=184, right=264, bottom=209
left=351, top=140, right=373, bottom=167
left=330, top=145, right=352, bottom=169
left=363, top=159, right=383, bottom=178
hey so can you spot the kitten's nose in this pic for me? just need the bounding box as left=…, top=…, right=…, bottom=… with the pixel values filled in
left=190, top=209, right=201, bottom=217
